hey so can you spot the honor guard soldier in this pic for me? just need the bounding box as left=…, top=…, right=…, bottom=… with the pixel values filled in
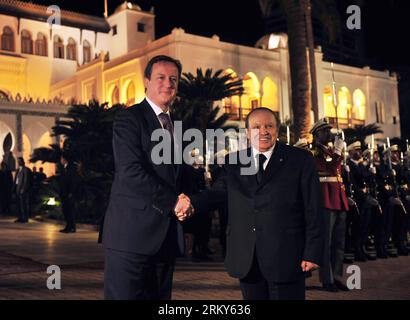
left=311, top=119, right=349, bottom=292
left=361, top=145, right=384, bottom=258
left=377, top=144, right=405, bottom=257
left=345, top=141, right=377, bottom=261
left=389, top=145, right=409, bottom=255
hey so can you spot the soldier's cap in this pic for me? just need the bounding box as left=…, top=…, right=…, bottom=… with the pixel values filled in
left=294, top=138, right=309, bottom=149
left=347, top=141, right=361, bottom=152
left=382, top=144, right=400, bottom=154
left=310, top=118, right=332, bottom=135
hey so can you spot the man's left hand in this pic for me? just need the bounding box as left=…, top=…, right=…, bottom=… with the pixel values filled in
left=301, top=260, right=319, bottom=272
left=174, top=194, right=195, bottom=221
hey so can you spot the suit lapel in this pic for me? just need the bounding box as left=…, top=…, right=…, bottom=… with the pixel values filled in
left=238, top=148, right=259, bottom=192
left=141, top=99, right=162, bottom=133
left=257, top=142, right=287, bottom=191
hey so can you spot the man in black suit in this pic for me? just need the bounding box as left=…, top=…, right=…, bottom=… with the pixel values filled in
left=59, top=156, right=78, bottom=233
left=102, top=55, right=193, bottom=300
left=188, top=108, right=324, bottom=300
left=14, top=157, right=32, bottom=223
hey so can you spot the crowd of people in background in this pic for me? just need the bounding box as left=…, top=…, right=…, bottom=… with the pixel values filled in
left=0, top=157, right=46, bottom=221
left=0, top=155, right=78, bottom=233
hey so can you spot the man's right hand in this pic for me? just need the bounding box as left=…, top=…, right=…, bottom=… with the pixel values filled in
left=174, top=193, right=194, bottom=221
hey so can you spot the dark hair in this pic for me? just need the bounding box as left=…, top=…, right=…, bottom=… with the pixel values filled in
left=17, top=157, right=24, bottom=164
left=144, top=55, right=182, bottom=80
left=245, top=107, right=281, bottom=129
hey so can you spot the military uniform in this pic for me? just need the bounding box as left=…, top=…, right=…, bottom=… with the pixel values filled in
left=313, top=142, right=349, bottom=287
left=345, top=157, right=378, bottom=261
left=376, top=145, right=408, bottom=256
left=391, top=160, right=409, bottom=255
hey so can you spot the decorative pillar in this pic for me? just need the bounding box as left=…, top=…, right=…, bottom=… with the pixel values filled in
left=16, top=113, right=22, bottom=153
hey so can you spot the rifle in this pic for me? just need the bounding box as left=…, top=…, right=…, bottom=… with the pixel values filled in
left=343, top=150, right=359, bottom=216
left=331, top=62, right=340, bottom=134
left=364, top=142, right=382, bottom=215
left=385, top=138, right=407, bottom=215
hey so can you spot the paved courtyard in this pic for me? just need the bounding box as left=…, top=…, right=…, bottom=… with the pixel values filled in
left=0, top=216, right=409, bottom=300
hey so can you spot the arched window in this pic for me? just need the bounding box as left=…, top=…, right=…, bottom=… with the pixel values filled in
left=324, top=86, right=353, bottom=128
left=21, top=30, right=33, bottom=54
left=66, top=38, right=77, bottom=61
left=261, top=77, right=279, bottom=112
left=53, top=35, right=64, bottom=59
left=0, top=90, right=9, bottom=100
left=35, top=33, right=47, bottom=56
left=241, top=72, right=260, bottom=119
left=352, top=89, right=366, bottom=121
left=111, top=86, right=120, bottom=105
left=338, top=86, right=351, bottom=120
left=1, top=26, right=15, bottom=51
left=221, top=68, right=241, bottom=120
left=126, top=81, right=136, bottom=106
left=83, top=40, right=91, bottom=64
left=323, top=86, right=336, bottom=118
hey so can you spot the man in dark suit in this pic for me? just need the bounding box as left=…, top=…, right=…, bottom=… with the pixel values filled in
left=102, top=55, right=193, bottom=300
left=187, top=108, right=323, bottom=300
left=14, top=157, right=32, bottom=223
left=59, top=156, right=78, bottom=233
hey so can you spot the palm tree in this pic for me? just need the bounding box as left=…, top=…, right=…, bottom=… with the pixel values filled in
left=30, top=143, right=62, bottom=164
left=343, top=123, right=383, bottom=146
left=280, top=0, right=311, bottom=139
left=259, top=0, right=342, bottom=139
left=178, top=68, right=244, bottom=102
left=173, top=68, right=244, bottom=133
left=30, top=101, right=125, bottom=223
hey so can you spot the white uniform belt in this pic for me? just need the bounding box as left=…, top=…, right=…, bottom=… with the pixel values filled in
left=319, top=176, right=343, bottom=183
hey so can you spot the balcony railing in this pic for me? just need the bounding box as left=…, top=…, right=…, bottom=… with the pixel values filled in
left=224, top=105, right=255, bottom=121
left=328, top=117, right=365, bottom=128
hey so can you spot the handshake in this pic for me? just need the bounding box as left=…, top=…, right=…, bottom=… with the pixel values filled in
left=174, top=193, right=195, bottom=221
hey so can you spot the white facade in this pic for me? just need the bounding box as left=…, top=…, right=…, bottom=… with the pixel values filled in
left=0, top=1, right=401, bottom=175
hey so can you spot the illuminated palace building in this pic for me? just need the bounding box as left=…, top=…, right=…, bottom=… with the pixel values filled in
left=0, top=0, right=400, bottom=174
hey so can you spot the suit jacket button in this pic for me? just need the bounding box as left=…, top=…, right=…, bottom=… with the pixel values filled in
left=252, top=227, right=256, bottom=232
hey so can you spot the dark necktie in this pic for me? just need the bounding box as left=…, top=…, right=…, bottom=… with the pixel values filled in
left=158, top=112, right=177, bottom=168
left=158, top=112, right=174, bottom=140
left=256, top=153, right=267, bottom=185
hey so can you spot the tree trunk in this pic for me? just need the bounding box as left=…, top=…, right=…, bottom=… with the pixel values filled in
left=304, top=0, right=319, bottom=123
left=280, top=0, right=311, bottom=140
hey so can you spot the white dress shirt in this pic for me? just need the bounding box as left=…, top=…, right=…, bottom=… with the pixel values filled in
left=251, top=144, right=275, bottom=171
left=146, top=96, right=171, bottom=126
